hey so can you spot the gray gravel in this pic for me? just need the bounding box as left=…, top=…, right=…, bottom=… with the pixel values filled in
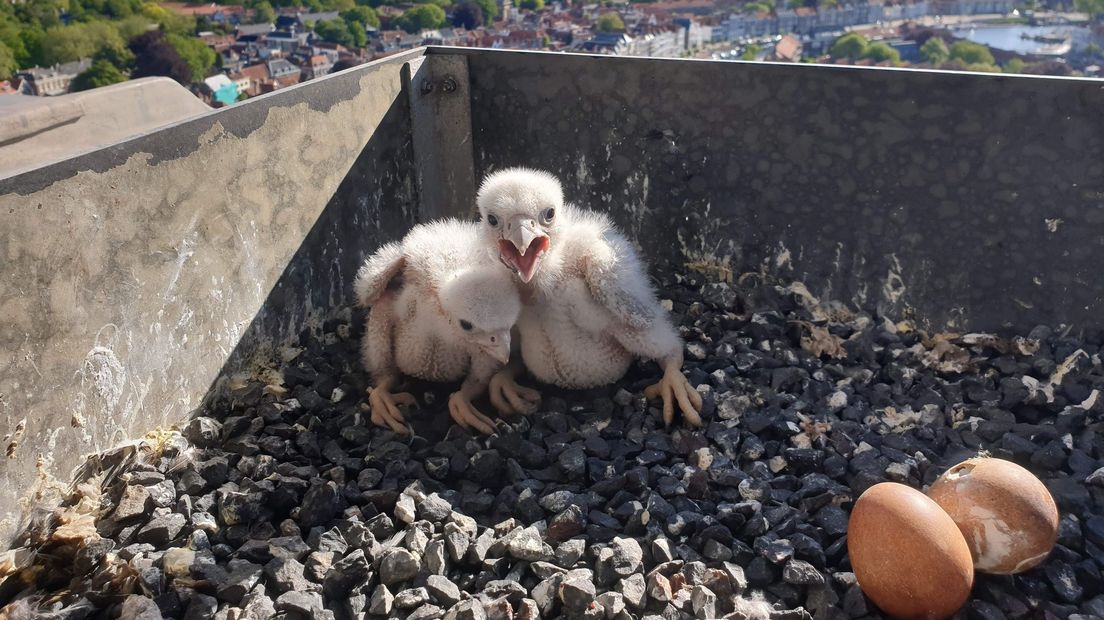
left=3, top=272, right=1103, bottom=620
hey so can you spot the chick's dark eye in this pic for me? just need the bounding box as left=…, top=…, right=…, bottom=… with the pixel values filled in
left=486, top=214, right=499, bottom=227
left=459, top=320, right=473, bottom=331
left=541, top=208, right=555, bottom=223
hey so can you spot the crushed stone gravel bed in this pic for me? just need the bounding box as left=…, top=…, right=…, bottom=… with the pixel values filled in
left=2, top=269, right=1103, bottom=620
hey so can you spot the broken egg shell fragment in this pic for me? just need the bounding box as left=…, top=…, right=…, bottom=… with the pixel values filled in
left=928, top=457, right=1058, bottom=574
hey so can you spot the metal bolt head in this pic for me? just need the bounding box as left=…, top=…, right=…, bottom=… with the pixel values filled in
left=421, top=79, right=435, bottom=95
left=441, top=76, right=457, bottom=93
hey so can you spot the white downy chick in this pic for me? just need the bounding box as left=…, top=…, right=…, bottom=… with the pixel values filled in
left=476, top=167, right=703, bottom=426
left=355, top=219, right=521, bottom=435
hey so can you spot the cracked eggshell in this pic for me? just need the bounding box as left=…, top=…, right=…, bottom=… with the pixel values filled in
left=928, top=457, right=1058, bottom=574
left=848, top=482, right=973, bottom=620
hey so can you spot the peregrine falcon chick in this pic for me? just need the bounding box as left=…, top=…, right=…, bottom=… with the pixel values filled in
left=355, top=219, right=520, bottom=435
left=476, top=168, right=703, bottom=427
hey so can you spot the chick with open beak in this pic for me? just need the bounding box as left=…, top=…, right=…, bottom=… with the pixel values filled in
left=477, top=168, right=703, bottom=427
left=496, top=213, right=552, bottom=283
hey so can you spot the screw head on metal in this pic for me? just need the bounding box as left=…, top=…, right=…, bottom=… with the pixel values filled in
left=441, top=76, right=457, bottom=93
left=421, top=79, right=435, bottom=95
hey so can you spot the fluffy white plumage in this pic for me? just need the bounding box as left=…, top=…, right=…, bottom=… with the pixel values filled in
left=355, top=219, right=520, bottom=434
left=476, top=168, right=702, bottom=426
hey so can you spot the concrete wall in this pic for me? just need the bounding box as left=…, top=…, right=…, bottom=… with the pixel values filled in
left=0, top=78, right=213, bottom=179
left=0, top=51, right=424, bottom=546
left=459, top=50, right=1104, bottom=333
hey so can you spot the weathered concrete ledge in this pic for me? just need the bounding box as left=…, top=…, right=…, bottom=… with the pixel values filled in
left=0, top=50, right=424, bottom=546
left=0, top=77, right=213, bottom=179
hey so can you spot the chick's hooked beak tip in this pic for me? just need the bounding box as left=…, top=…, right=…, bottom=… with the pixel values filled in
left=484, top=332, right=511, bottom=365
left=498, top=219, right=549, bottom=284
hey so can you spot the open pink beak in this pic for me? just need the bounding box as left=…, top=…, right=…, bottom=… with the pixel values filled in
left=498, top=236, right=549, bottom=283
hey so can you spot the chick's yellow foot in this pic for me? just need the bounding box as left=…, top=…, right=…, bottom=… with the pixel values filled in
left=368, top=387, right=416, bottom=435
left=489, top=372, right=541, bottom=415
left=644, top=369, right=704, bottom=428
left=448, top=392, right=498, bottom=435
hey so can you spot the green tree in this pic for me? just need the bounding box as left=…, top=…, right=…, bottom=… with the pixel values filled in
left=471, top=0, right=497, bottom=23
left=596, top=12, right=624, bottom=31
left=346, top=20, right=368, bottom=46
left=919, top=36, right=949, bottom=63
left=0, top=16, right=32, bottom=68
left=861, top=41, right=900, bottom=63
left=93, top=37, right=135, bottom=69
left=252, top=1, right=276, bottom=22
left=315, top=17, right=354, bottom=44
left=20, top=27, right=47, bottom=68
left=141, top=3, right=196, bottom=36
left=341, top=5, right=379, bottom=27
left=0, top=41, right=15, bottom=79
left=40, top=21, right=125, bottom=66
left=740, top=43, right=761, bottom=59
left=966, top=62, right=1000, bottom=72
left=1003, top=57, right=1025, bottom=73
left=950, top=40, right=994, bottom=65
left=518, top=0, right=543, bottom=9
left=828, top=32, right=867, bottom=59
left=1074, top=0, right=1104, bottom=17
left=117, top=14, right=155, bottom=39
left=104, top=0, right=136, bottom=18
left=70, top=58, right=126, bottom=90
left=743, top=2, right=770, bottom=12
left=398, top=4, right=445, bottom=32
left=166, top=33, right=215, bottom=82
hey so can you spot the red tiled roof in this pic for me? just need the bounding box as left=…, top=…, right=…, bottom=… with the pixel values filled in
left=237, top=63, right=270, bottom=82
left=162, top=2, right=246, bottom=16
left=639, top=0, right=713, bottom=12
left=773, top=34, right=800, bottom=60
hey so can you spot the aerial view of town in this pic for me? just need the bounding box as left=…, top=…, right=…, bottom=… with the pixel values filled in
left=2, top=0, right=1102, bottom=103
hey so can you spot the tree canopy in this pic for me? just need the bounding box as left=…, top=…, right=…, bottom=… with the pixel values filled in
left=340, top=5, right=379, bottom=27
left=950, top=40, right=994, bottom=65
left=71, top=58, right=127, bottom=90
left=398, top=4, right=446, bottom=32
left=596, top=12, right=624, bottom=32
left=166, top=32, right=215, bottom=82
left=1075, top=0, right=1104, bottom=17
left=252, top=1, right=277, bottom=23
left=919, top=36, right=949, bottom=63
left=828, top=32, right=867, bottom=59
left=0, top=41, right=15, bottom=80
left=1002, top=57, right=1025, bottom=73
left=451, top=1, right=483, bottom=29
left=518, top=0, right=544, bottom=9
left=861, top=41, right=900, bottom=63
left=39, top=21, right=126, bottom=67
left=965, top=61, right=1000, bottom=73
left=129, top=30, right=192, bottom=84
left=314, top=17, right=365, bottom=47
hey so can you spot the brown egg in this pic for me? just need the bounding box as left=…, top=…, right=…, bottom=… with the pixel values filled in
left=848, top=482, right=974, bottom=620
left=928, top=457, right=1059, bottom=574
